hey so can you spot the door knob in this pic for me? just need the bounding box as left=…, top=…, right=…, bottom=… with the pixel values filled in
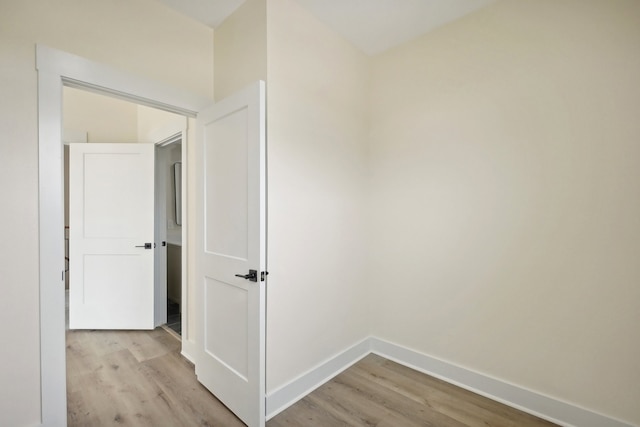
left=235, top=269, right=258, bottom=282
left=135, top=243, right=153, bottom=249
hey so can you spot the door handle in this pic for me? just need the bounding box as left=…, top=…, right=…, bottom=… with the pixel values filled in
left=135, top=243, right=153, bottom=249
left=235, top=269, right=258, bottom=282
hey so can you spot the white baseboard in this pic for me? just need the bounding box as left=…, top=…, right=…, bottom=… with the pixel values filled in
left=370, top=338, right=634, bottom=427
left=181, top=339, right=196, bottom=365
left=265, top=336, right=635, bottom=427
left=266, top=338, right=371, bottom=419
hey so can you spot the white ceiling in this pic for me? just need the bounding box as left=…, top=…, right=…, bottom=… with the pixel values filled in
left=155, top=0, right=495, bottom=55
left=293, top=0, right=495, bottom=55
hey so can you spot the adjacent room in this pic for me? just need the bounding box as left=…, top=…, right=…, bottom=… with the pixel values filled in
left=63, top=87, right=186, bottom=336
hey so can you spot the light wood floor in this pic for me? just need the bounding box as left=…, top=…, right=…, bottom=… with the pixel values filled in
left=270, top=354, right=557, bottom=427
left=67, top=327, right=557, bottom=426
left=66, top=327, right=245, bottom=426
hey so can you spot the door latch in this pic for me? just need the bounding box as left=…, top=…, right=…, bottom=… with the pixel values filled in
left=235, top=269, right=258, bottom=282
left=135, top=243, right=153, bottom=249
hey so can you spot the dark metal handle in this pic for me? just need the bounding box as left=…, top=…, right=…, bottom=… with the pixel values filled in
left=135, top=243, right=153, bottom=249
left=235, top=269, right=258, bottom=282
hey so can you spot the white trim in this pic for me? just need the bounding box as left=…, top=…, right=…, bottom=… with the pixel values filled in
left=37, top=44, right=212, bottom=426
left=37, top=45, right=210, bottom=116
left=266, top=337, right=635, bottom=427
left=154, top=143, right=169, bottom=327
left=62, top=129, right=87, bottom=144
left=180, top=348, right=196, bottom=365
left=179, top=121, right=196, bottom=363
left=265, top=338, right=371, bottom=420
left=155, top=131, right=183, bottom=147
left=38, top=66, right=67, bottom=427
left=370, top=338, right=635, bottom=427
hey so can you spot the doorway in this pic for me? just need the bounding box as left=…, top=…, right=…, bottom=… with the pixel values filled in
left=63, top=86, right=186, bottom=333
left=37, top=44, right=209, bottom=424
left=155, top=135, right=184, bottom=336
left=38, top=46, right=267, bottom=427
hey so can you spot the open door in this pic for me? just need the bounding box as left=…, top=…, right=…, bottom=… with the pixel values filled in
left=68, top=143, right=155, bottom=330
left=195, top=81, right=266, bottom=426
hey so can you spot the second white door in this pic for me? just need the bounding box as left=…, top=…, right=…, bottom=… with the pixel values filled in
left=69, top=143, right=155, bottom=330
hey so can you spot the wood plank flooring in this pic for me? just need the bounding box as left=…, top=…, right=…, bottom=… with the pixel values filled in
left=67, top=328, right=557, bottom=426
left=66, top=327, right=245, bottom=426
left=270, top=354, right=558, bottom=427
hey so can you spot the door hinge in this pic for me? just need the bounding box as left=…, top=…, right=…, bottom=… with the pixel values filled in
left=261, top=271, right=269, bottom=282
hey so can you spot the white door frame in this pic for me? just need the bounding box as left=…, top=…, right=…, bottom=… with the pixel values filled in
left=36, top=45, right=210, bottom=426
left=154, top=131, right=186, bottom=328
left=155, top=142, right=169, bottom=328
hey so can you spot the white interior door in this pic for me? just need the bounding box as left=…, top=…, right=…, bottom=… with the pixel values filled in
left=69, top=143, right=155, bottom=330
left=195, top=81, right=266, bottom=427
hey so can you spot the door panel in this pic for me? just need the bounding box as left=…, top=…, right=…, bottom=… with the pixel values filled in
left=69, top=143, right=155, bottom=330
left=205, top=106, right=249, bottom=259
left=82, top=153, right=149, bottom=237
left=195, top=81, right=266, bottom=427
left=205, top=278, right=249, bottom=379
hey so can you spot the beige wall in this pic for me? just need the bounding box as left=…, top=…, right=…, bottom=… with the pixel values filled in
left=137, top=104, right=186, bottom=144
left=367, top=0, right=640, bottom=424
left=213, top=0, right=267, bottom=101
left=3, top=0, right=638, bottom=424
left=0, top=0, right=213, bottom=424
left=265, top=0, right=371, bottom=393
left=64, top=87, right=186, bottom=144
left=64, top=87, right=139, bottom=143
left=205, top=0, right=371, bottom=405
